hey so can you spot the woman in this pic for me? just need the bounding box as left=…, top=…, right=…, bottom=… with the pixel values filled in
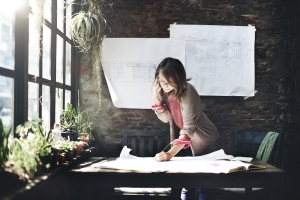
left=152, top=57, right=219, bottom=200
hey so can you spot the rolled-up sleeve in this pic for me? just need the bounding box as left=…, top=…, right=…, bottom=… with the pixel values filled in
left=172, top=134, right=191, bottom=149
left=152, top=103, right=171, bottom=123
left=151, top=104, right=165, bottom=111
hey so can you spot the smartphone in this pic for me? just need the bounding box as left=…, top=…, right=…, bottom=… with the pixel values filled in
left=156, top=77, right=161, bottom=87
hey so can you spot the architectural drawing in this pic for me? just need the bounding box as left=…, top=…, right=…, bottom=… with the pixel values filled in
left=101, top=38, right=185, bottom=108
left=170, top=24, right=255, bottom=96
left=103, top=62, right=156, bottom=82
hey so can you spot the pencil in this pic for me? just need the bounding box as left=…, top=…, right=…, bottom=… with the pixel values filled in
left=161, top=142, right=172, bottom=152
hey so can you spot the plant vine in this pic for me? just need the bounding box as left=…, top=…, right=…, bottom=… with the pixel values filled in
left=69, top=0, right=120, bottom=111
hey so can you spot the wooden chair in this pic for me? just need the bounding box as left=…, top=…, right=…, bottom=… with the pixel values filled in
left=212, top=130, right=283, bottom=200
left=113, top=130, right=172, bottom=200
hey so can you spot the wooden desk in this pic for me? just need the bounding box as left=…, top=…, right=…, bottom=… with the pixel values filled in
left=69, top=157, right=284, bottom=200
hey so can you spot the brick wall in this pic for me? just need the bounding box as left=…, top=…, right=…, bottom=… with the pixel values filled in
left=78, top=0, right=295, bottom=174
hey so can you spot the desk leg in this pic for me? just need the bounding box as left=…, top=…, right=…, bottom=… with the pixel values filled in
left=69, top=181, right=113, bottom=200
left=96, top=187, right=114, bottom=200
left=245, top=187, right=252, bottom=200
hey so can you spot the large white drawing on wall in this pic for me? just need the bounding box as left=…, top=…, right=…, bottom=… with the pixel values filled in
left=170, top=24, right=255, bottom=96
left=105, top=62, right=156, bottom=81
left=102, top=38, right=185, bottom=109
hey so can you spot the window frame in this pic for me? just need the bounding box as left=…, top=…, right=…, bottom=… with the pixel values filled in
left=0, top=0, right=78, bottom=133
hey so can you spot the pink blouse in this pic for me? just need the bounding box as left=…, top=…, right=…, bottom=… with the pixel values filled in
left=152, top=95, right=191, bottom=149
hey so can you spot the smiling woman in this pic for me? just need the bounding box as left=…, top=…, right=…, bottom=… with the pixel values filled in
left=158, top=75, right=174, bottom=93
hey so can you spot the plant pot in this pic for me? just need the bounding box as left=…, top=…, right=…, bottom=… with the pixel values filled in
left=74, top=141, right=85, bottom=157
left=88, top=133, right=95, bottom=147
left=36, top=162, right=42, bottom=175
left=65, top=150, right=74, bottom=162
left=81, top=138, right=90, bottom=143
left=78, top=132, right=90, bottom=144
left=39, top=155, right=52, bottom=171
left=58, top=155, right=65, bottom=165
left=80, top=133, right=88, bottom=137
left=51, top=148, right=60, bottom=166
left=61, top=131, right=70, bottom=140
left=70, top=132, right=78, bottom=141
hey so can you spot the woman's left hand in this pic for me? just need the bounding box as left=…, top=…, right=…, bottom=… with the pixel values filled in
left=154, top=152, right=172, bottom=161
left=152, top=77, right=162, bottom=106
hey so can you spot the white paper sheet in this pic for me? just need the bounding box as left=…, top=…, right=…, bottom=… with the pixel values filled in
left=93, top=146, right=256, bottom=173
left=170, top=24, right=255, bottom=96
left=101, top=38, right=185, bottom=109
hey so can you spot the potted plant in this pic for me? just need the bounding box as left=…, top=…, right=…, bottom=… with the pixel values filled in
left=0, top=118, right=11, bottom=168
left=15, top=118, right=45, bottom=139
left=0, top=119, right=17, bottom=194
left=1, top=119, right=53, bottom=187
left=60, top=103, right=77, bottom=132
left=5, top=138, right=38, bottom=180
left=73, top=141, right=88, bottom=157
left=64, top=141, right=77, bottom=161
left=60, top=103, right=78, bottom=141
left=58, top=152, right=66, bottom=165
left=36, top=141, right=52, bottom=172
left=15, top=119, right=54, bottom=171
left=53, top=141, right=67, bottom=165
left=77, top=109, right=93, bottom=144
left=53, top=140, right=77, bottom=162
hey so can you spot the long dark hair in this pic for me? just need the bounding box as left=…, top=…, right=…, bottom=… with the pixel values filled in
left=155, top=57, right=191, bottom=101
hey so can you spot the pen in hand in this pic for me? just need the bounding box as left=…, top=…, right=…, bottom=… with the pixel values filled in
left=155, top=142, right=172, bottom=161
left=161, top=142, right=172, bottom=152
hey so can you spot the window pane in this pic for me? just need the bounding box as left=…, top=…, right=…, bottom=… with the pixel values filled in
left=57, top=0, right=64, bottom=32
left=55, top=88, right=63, bottom=124
left=66, top=0, right=72, bottom=38
left=28, top=82, right=39, bottom=121
left=56, top=35, right=63, bottom=83
left=28, top=14, right=40, bottom=76
left=42, top=85, right=50, bottom=131
left=65, top=89, right=71, bottom=107
left=66, top=42, right=71, bottom=85
left=44, top=0, right=51, bottom=23
left=43, top=25, right=51, bottom=79
left=0, top=6, right=14, bottom=69
left=0, top=76, right=13, bottom=129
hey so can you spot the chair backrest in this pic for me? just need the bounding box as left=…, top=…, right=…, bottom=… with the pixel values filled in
left=234, top=130, right=283, bottom=167
left=123, top=130, right=170, bottom=157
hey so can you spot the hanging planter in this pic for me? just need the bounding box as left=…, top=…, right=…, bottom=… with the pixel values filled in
left=70, top=11, right=107, bottom=53
left=69, top=0, right=114, bottom=110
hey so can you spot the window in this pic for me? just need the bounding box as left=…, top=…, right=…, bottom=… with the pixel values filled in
left=1, top=24, right=9, bottom=42
left=0, top=3, right=15, bottom=130
left=0, top=0, right=76, bottom=133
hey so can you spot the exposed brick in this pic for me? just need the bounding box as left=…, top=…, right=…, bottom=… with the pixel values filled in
left=152, top=2, right=169, bottom=6
left=78, top=0, right=298, bottom=196
left=145, top=5, right=159, bottom=10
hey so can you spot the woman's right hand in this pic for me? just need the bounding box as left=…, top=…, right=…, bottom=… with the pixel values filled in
left=152, top=77, right=162, bottom=106
left=154, top=152, right=172, bottom=162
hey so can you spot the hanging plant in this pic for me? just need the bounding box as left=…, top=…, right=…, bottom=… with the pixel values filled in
left=71, top=10, right=107, bottom=52
left=69, top=0, right=119, bottom=111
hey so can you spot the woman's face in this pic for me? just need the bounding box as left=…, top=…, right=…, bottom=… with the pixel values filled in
left=158, top=73, right=174, bottom=93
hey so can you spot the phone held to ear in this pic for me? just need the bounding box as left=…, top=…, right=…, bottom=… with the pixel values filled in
left=156, top=77, right=161, bottom=87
